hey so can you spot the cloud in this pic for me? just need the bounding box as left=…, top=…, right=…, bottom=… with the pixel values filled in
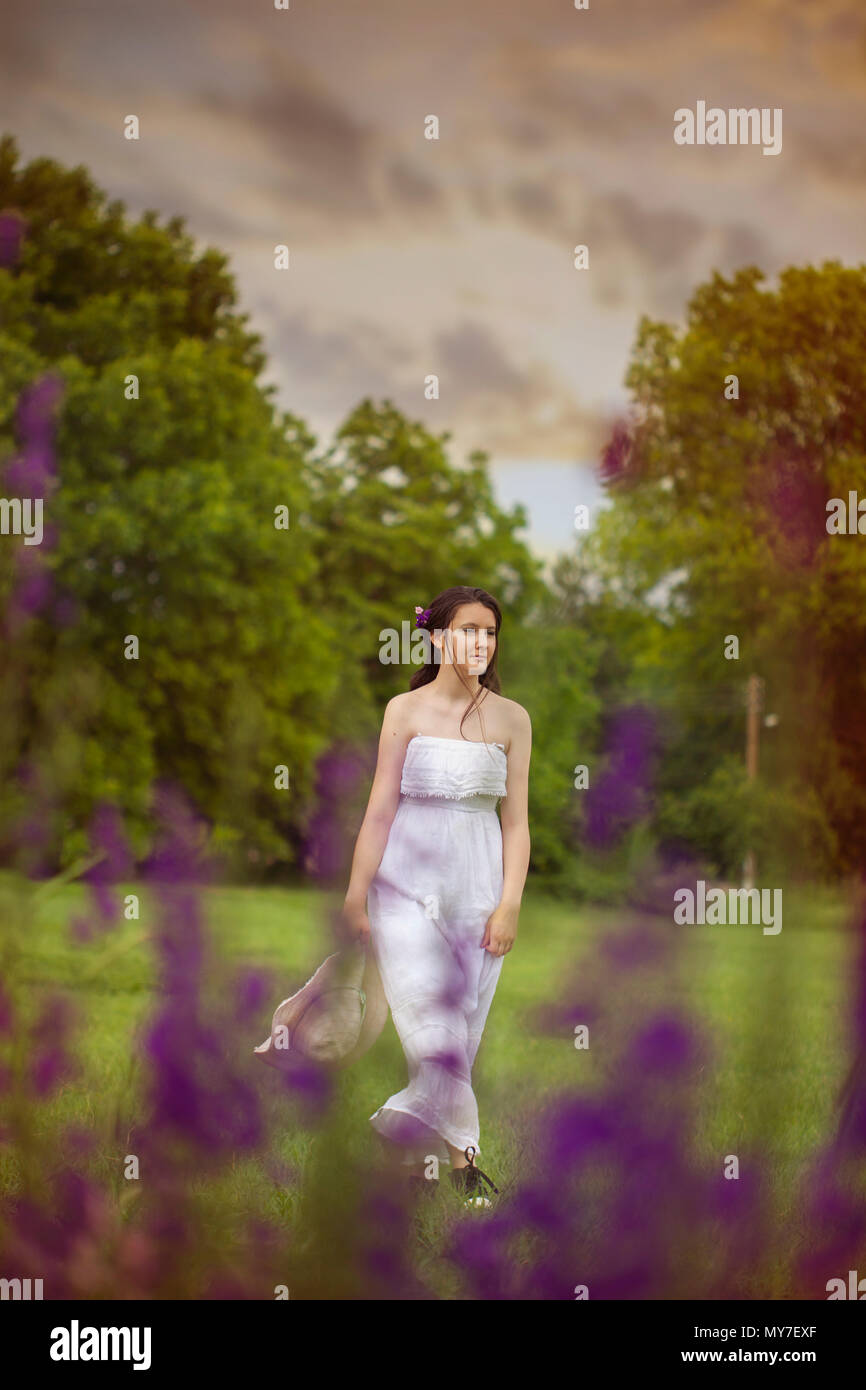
left=0, top=8, right=58, bottom=88
left=431, top=320, right=608, bottom=459
left=506, top=179, right=562, bottom=226
left=796, top=125, right=866, bottom=187
left=195, top=66, right=382, bottom=220
left=583, top=193, right=704, bottom=273
left=433, top=320, right=525, bottom=397
left=717, top=221, right=768, bottom=270
left=385, top=158, right=443, bottom=211
left=0, top=0, right=857, bottom=494
left=258, top=307, right=608, bottom=461
left=499, top=184, right=771, bottom=316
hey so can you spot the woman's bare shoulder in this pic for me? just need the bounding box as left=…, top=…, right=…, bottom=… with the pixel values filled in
left=382, top=690, right=423, bottom=735
left=493, top=696, right=531, bottom=747
left=493, top=693, right=531, bottom=726
left=386, top=690, right=423, bottom=716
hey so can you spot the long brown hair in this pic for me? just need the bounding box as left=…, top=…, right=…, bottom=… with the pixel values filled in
left=408, top=586, right=503, bottom=743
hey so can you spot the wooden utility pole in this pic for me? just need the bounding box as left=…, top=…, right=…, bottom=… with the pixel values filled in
left=742, top=674, right=763, bottom=889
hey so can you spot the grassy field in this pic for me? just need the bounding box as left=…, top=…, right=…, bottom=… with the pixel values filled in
left=0, top=870, right=861, bottom=1298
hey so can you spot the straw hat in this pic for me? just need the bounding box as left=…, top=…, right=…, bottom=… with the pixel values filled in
left=253, top=940, right=388, bottom=1069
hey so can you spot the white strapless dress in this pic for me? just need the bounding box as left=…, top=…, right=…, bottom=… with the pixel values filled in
left=366, top=733, right=507, bottom=1168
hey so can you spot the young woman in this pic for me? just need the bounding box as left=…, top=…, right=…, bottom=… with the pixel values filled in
left=340, top=585, right=531, bottom=1205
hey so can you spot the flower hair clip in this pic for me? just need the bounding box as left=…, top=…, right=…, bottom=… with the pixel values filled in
left=414, top=605, right=432, bottom=627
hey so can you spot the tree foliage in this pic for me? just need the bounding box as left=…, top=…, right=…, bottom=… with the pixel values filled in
left=0, top=138, right=549, bottom=875
left=562, top=263, right=866, bottom=876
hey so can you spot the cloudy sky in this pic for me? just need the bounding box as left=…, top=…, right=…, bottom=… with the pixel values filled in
left=2, top=0, right=865, bottom=564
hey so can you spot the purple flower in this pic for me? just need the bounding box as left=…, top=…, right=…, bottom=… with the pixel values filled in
left=583, top=704, right=657, bottom=847
left=0, top=211, right=26, bottom=267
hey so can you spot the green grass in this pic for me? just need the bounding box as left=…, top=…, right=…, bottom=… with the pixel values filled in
left=0, top=870, right=860, bottom=1298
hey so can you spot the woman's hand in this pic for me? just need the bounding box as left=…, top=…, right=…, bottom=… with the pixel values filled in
left=339, top=897, right=371, bottom=948
left=481, top=901, right=519, bottom=957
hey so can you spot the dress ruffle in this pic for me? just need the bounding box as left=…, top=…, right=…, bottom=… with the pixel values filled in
left=400, top=736, right=507, bottom=801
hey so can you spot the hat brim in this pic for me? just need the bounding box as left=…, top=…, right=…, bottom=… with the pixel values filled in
left=254, top=942, right=388, bottom=1069
left=333, top=947, right=389, bottom=1067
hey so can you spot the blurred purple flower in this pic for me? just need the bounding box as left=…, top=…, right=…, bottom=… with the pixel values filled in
left=599, top=417, right=640, bottom=489
left=746, top=449, right=827, bottom=573
left=74, top=801, right=134, bottom=938
left=626, top=1014, right=698, bottom=1077
left=0, top=210, right=26, bottom=267
left=583, top=704, right=656, bottom=847
left=303, top=744, right=368, bottom=883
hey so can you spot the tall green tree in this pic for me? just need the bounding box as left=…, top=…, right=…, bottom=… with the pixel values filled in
left=572, top=262, right=866, bottom=876
left=0, top=134, right=341, bottom=869
left=304, top=397, right=549, bottom=740
left=1, top=137, right=569, bottom=881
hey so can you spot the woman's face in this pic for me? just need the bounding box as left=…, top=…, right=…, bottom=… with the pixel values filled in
left=441, top=602, right=497, bottom=673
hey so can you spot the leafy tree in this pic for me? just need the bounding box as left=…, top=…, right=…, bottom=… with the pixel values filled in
left=304, top=397, right=549, bottom=741
left=570, top=262, right=866, bottom=876
left=0, top=134, right=341, bottom=870
left=0, top=137, right=569, bottom=882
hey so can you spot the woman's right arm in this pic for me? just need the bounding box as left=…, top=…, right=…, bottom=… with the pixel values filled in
left=341, top=697, right=408, bottom=944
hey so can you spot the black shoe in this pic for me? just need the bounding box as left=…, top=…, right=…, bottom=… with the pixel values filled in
left=448, top=1146, right=499, bottom=1208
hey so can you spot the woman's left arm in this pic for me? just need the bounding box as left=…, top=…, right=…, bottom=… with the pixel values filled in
left=481, top=707, right=531, bottom=956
